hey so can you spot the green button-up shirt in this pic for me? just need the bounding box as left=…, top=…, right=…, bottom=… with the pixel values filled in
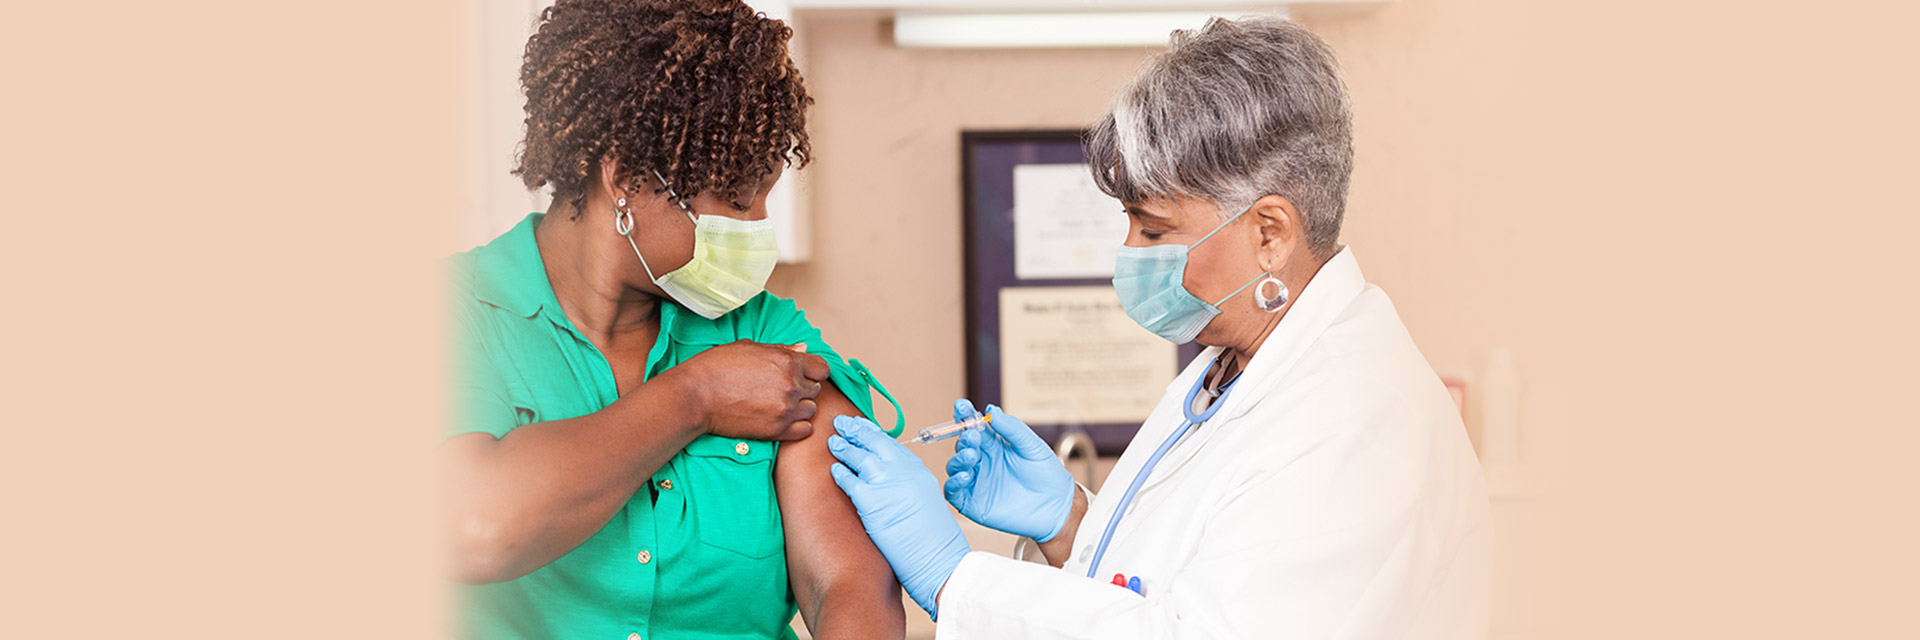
left=449, top=213, right=902, bottom=640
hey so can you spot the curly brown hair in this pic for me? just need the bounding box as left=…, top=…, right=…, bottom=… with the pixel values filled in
left=514, top=0, right=812, bottom=217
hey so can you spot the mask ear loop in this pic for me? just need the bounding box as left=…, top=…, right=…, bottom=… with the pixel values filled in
left=617, top=170, right=702, bottom=284
left=1202, top=199, right=1282, bottom=309
left=614, top=196, right=664, bottom=283
left=651, top=169, right=698, bottom=224
left=1211, top=269, right=1271, bottom=308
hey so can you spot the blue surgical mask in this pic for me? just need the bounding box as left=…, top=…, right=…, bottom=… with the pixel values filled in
left=1112, top=203, right=1269, bottom=344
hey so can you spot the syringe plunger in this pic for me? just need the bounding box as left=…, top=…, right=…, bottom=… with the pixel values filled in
left=909, top=413, right=993, bottom=444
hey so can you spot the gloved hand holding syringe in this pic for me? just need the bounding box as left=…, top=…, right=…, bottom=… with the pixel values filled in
left=905, top=412, right=992, bottom=444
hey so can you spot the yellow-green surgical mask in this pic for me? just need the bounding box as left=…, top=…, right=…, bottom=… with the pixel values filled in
left=618, top=170, right=780, bottom=320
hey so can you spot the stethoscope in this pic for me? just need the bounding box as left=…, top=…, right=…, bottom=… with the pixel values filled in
left=1085, top=356, right=1241, bottom=579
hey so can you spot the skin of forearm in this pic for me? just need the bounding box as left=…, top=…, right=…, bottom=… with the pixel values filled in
left=444, top=366, right=704, bottom=584
left=1036, top=488, right=1089, bottom=569
left=779, top=387, right=906, bottom=639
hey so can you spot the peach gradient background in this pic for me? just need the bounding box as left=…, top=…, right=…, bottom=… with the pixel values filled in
left=5, top=0, right=1917, bottom=638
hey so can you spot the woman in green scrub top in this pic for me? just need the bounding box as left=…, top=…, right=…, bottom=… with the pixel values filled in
left=442, top=1, right=906, bottom=638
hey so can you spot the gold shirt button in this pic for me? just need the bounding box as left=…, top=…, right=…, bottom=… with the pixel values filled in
left=659, top=479, right=673, bottom=490
left=735, top=442, right=750, bottom=455
left=637, top=550, right=651, bottom=564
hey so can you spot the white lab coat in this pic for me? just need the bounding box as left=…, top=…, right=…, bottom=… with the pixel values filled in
left=937, top=248, right=1491, bottom=640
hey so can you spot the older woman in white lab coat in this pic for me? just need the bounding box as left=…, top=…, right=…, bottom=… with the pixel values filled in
left=827, top=16, right=1490, bottom=639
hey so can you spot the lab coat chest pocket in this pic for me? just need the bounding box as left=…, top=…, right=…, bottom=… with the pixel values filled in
left=680, top=435, right=783, bottom=559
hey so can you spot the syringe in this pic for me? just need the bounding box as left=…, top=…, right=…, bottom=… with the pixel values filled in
left=907, top=413, right=993, bottom=444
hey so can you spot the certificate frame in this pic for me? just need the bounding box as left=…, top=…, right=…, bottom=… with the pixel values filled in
left=960, top=130, right=1203, bottom=452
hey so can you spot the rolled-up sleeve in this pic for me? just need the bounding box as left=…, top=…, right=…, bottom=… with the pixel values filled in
left=746, top=293, right=904, bottom=437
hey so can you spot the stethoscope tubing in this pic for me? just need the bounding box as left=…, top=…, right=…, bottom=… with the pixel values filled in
left=1084, top=358, right=1239, bottom=579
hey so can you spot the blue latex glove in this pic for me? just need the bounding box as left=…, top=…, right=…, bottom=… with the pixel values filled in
left=828, top=414, right=971, bottom=620
left=942, top=400, right=1076, bottom=543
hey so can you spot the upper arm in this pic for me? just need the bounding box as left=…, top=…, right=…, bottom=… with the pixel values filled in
left=749, top=292, right=906, bottom=631
left=774, top=385, right=905, bottom=633
left=774, top=386, right=877, bottom=573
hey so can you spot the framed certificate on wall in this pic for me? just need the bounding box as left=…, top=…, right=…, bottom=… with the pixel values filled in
left=961, top=130, right=1203, bottom=452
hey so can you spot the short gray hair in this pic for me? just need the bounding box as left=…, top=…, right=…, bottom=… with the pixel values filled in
left=1087, top=16, right=1354, bottom=255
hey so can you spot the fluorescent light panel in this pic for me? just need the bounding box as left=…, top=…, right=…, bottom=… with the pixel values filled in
left=894, top=9, right=1288, bottom=49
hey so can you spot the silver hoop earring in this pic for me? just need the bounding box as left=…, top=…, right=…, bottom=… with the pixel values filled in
left=614, top=197, right=635, bottom=236
left=1255, top=275, right=1289, bottom=312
